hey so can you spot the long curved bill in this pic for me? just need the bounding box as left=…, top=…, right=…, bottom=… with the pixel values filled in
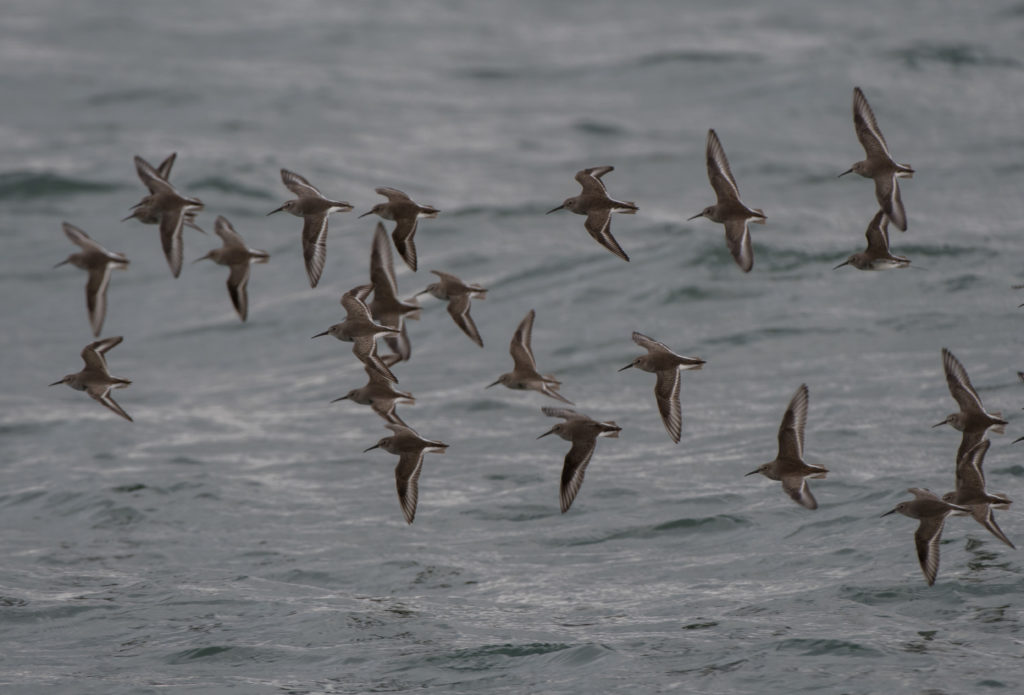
left=330, top=395, right=350, bottom=403
left=485, top=379, right=501, bottom=388
left=617, top=363, right=633, bottom=372
left=545, top=204, right=565, bottom=214
left=362, top=443, right=380, bottom=453
left=881, top=508, right=897, bottom=517
left=686, top=212, right=703, bottom=221
left=537, top=427, right=557, bottom=439
left=837, top=169, right=853, bottom=178
left=931, top=420, right=947, bottom=428
left=266, top=205, right=286, bottom=216
left=744, top=468, right=760, bottom=477
left=357, top=210, right=374, bottom=218
left=832, top=260, right=851, bottom=270
left=311, top=330, right=330, bottom=339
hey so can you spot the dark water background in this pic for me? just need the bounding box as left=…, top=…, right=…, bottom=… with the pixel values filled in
left=2, top=1, right=1024, bottom=692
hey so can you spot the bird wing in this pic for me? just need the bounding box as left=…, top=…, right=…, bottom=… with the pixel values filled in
left=370, top=223, right=400, bottom=298
left=226, top=263, right=251, bottom=322
left=447, top=293, right=483, bottom=347
left=972, top=505, right=1016, bottom=549
left=355, top=337, right=398, bottom=383
left=510, top=309, right=538, bottom=371
left=874, top=175, right=907, bottom=232
left=955, top=438, right=991, bottom=496
left=62, top=222, right=104, bottom=253
left=542, top=406, right=581, bottom=421
left=575, top=166, right=613, bottom=195
left=87, top=383, right=133, bottom=422
left=134, top=155, right=172, bottom=195
left=391, top=218, right=419, bottom=272
left=376, top=187, right=412, bottom=203
left=341, top=287, right=376, bottom=322
left=584, top=209, right=630, bottom=262
left=723, top=218, right=753, bottom=273
left=560, top=435, right=597, bottom=513
left=941, top=348, right=985, bottom=415
left=395, top=450, right=425, bottom=524
left=863, top=210, right=891, bottom=255
left=155, top=152, right=177, bottom=180
left=214, top=215, right=247, bottom=248
left=301, top=213, right=329, bottom=288
left=781, top=475, right=818, bottom=510
left=158, top=204, right=186, bottom=278
left=914, top=516, right=946, bottom=586
left=706, top=129, right=740, bottom=203
left=81, top=336, right=122, bottom=373
left=654, top=369, right=682, bottom=443
left=85, top=264, right=113, bottom=337
left=777, top=384, right=809, bottom=461
left=281, top=169, right=324, bottom=198
left=852, top=87, right=893, bottom=160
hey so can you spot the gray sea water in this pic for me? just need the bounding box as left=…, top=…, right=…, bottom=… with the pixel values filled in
left=3, top=1, right=1024, bottom=693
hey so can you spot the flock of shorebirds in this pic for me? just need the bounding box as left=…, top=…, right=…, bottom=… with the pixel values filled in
left=49, top=87, right=1015, bottom=585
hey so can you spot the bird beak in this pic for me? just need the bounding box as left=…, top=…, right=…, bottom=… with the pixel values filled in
left=49, top=379, right=63, bottom=386
left=330, top=395, right=350, bottom=403
left=837, top=169, right=853, bottom=178
left=120, top=213, right=135, bottom=222
left=363, top=443, right=380, bottom=453
left=686, top=212, right=703, bottom=221
left=537, top=427, right=557, bottom=439
left=832, top=260, right=850, bottom=270
left=266, top=205, right=285, bottom=216
left=53, top=258, right=70, bottom=269
left=744, top=468, right=760, bottom=477
left=311, top=330, right=329, bottom=339
left=414, top=289, right=430, bottom=297
left=545, top=204, right=565, bottom=214
left=881, top=508, right=897, bottom=517
left=357, top=211, right=373, bottom=218
left=1012, top=436, right=1024, bottom=444
left=617, top=363, right=633, bottom=372
left=192, top=254, right=212, bottom=264
left=485, top=379, right=501, bottom=389
left=931, top=420, right=947, bottom=428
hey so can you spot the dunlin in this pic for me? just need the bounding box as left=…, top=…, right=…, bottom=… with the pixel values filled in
left=363, top=423, right=449, bottom=525
left=537, top=407, right=621, bottom=513
left=941, top=439, right=1015, bottom=549
left=688, top=129, right=765, bottom=273
left=882, top=488, right=970, bottom=586
left=124, top=155, right=204, bottom=278
left=193, top=216, right=270, bottom=322
left=50, top=336, right=133, bottom=421
left=934, top=348, right=1008, bottom=463
left=487, top=309, right=572, bottom=404
left=839, top=87, right=914, bottom=231
left=359, top=187, right=439, bottom=272
left=54, top=222, right=129, bottom=337
left=368, top=223, right=420, bottom=363
left=546, top=166, right=637, bottom=262
left=833, top=209, right=910, bottom=270
left=618, top=331, right=705, bottom=443
left=745, top=384, right=827, bottom=509
left=123, top=153, right=205, bottom=234
left=268, top=169, right=353, bottom=288
left=416, top=270, right=487, bottom=348
left=332, top=364, right=415, bottom=427
left=312, top=285, right=400, bottom=382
